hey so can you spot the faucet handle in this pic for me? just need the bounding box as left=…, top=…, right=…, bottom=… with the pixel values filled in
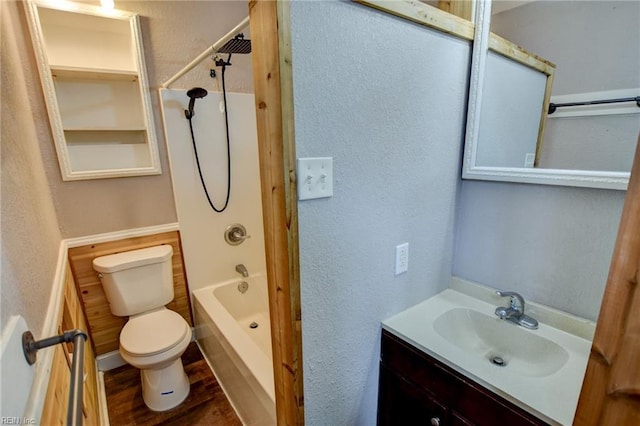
left=495, top=290, right=525, bottom=311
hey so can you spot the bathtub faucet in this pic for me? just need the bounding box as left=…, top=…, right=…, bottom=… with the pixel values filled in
left=235, top=264, right=249, bottom=278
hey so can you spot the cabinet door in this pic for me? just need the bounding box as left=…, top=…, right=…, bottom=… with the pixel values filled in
left=378, top=364, right=447, bottom=426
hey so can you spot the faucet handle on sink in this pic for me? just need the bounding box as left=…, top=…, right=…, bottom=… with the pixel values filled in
left=496, top=290, right=525, bottom=311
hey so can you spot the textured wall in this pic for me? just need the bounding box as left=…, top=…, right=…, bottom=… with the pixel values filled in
left=1, top=0, right=62, bottom=336
left=22, top=0, right=254, bottom=237
left=454, top=180, right=625, bottom=321
left=291, top=2, right=471, bottom=424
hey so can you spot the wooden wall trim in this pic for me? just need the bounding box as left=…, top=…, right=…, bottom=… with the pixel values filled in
left=575, top=137, right=640, bottom=424
left=249, top=0, right=304, bottom=424
left=355, top=0, right=476, bottom=41
left=68, top=231, right=192, bottom=356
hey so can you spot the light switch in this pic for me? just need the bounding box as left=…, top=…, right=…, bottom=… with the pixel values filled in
left=297, top=157, right=333, bottom=200
left=524, top=153, right=535, bottom=168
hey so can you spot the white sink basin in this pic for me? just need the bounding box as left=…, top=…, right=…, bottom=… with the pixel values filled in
left=433, top=307, right=569, bottom=377
left=382, top=284, right=594, bottom=425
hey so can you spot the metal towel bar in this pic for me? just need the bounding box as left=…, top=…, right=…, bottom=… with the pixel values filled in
left=22, top=329, right=88, bottom=426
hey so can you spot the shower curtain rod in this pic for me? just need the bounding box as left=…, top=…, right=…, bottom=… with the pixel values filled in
left=161, top=16, right=250, bottom=89
left=548, top=96, right=640, bottom=114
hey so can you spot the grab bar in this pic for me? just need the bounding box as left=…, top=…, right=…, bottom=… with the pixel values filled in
left=22, top=329, right=88, bottom=426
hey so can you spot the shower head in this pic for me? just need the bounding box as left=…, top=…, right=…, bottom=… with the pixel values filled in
left=217, top=34, right=252, bottom=55
left=185, top=87, right=208, bottom=119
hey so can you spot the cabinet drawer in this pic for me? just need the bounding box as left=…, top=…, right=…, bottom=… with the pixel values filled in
left=454, top=379, right=544, bottom=426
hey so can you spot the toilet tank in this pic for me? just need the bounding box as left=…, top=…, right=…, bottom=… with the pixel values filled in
left=93, top=245, right=174, bottom=317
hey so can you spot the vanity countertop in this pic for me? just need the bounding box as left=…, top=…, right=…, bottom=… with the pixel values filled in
left=382, top=278, right=595, bottom=426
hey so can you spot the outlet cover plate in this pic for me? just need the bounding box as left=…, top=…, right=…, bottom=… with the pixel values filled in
left=297, top=157, right=333, bottom=200
left=395, top=242, right=409, bottom=275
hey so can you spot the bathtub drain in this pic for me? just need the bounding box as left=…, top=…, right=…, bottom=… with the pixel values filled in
left=249, top=322, right=259, bottom=329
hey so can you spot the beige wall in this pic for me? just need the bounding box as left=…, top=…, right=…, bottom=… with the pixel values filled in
left=1, top=0, right=255, bottom=331
left=25, top=0, right=253, bottom=238
left=1, top=0, right=62, bottom=336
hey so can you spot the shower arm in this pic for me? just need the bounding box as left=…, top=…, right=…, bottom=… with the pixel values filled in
left=161, top=16, right=249, bottom=89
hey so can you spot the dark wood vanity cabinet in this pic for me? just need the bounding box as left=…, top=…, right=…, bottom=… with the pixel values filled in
left=378, top=330, right=549, bottom=426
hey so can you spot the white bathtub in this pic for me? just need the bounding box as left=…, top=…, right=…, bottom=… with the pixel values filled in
left=193, top=274, right=276, bottom=425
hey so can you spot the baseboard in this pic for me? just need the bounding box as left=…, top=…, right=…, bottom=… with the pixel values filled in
left=97, top=371, right=110, bottom=426
left=96, top=351, right=126, bottom=372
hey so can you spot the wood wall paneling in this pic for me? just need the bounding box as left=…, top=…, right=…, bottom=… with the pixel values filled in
left=67, top=231, right=192, bottom=356
left=575, top=138, right=640, bottom=424
left=41, top=263, right=100, bottom=425
left=249, top=0, right=304, bottom=424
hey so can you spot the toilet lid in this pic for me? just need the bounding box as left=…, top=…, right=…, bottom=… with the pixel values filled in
left=120, top=309, right=189, bottom=356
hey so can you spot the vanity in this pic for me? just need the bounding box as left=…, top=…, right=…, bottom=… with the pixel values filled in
left=378, top=279, right=594, bottom=426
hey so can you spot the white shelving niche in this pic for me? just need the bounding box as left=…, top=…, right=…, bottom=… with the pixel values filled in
left=25, top=0, right=161, bottom=180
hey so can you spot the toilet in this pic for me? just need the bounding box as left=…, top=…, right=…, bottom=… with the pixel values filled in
left=93, top=245, right=191, bottom=411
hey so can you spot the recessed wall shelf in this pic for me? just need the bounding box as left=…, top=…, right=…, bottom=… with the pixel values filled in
left=25, top=0, right=160, bottom=181
left=50, top=66, right=140, bottom=81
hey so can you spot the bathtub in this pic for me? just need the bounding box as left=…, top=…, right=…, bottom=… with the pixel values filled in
left=193, top=274, right=276, bottom=425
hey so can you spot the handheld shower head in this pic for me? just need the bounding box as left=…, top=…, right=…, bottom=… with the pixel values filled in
left=185, top=87, right=208, bottom=119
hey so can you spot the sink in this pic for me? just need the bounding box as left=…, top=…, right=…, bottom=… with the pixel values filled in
left=433, top=308, right=569, bottom=377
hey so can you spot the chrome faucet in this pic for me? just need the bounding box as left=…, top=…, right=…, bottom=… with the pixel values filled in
left=235, top=263, right=249, bottom=278
left=495, top=290, right=538, bottom=330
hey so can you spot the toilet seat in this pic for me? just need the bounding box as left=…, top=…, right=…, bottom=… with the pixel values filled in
left=120, top=309, right=189, bottom=357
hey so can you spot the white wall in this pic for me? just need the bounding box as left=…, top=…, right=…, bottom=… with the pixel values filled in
left=454, top=180, right=625, bottom=321
left=161, top=89, right=266, bottom=290
left=291, top=1, right=471, bottom=424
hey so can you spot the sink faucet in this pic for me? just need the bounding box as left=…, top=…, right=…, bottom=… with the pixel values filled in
left=495, top=290, right=538, bottom=330
left=235, top=264, right=249, bottom=278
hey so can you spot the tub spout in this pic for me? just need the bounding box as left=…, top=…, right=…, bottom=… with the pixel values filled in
left=235, top=264, right=249, bottom=277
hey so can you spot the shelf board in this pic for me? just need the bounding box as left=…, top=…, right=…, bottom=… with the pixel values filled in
left=51, top=66, right=139, bottom=81
left=64, top=127, right=147, bottom=132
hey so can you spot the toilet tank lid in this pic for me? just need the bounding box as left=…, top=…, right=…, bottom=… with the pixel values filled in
left=93, top=245, right=173, bottom=273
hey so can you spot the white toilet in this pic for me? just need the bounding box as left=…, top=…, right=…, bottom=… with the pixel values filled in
left=93, top=245, right=192, bottom=411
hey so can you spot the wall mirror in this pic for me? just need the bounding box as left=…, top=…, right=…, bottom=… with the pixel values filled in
left=25, top=0, right=161, bottom=181
left=463, top=0, right=639, bottom=190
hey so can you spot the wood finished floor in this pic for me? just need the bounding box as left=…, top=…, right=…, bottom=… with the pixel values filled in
left=104, top=342, right=241, bottom=425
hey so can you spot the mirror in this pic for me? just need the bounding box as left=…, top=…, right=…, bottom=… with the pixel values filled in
left=463, top=0, right=639, bottom=190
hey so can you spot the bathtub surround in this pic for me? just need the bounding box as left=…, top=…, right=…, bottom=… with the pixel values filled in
left=291, top=1, right=471, bottom=424
left=160, top=90, right=267, bottom=290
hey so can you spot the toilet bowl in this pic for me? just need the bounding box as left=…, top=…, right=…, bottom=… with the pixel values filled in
left=92, top=245, right=192, bottom=411
left=119, top=308, right=192, bottom=411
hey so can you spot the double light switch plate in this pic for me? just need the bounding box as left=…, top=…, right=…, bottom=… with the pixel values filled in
left=297, top=157, right=333, bottom=200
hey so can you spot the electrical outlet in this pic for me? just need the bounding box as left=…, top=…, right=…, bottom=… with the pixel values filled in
left=395, top=243, right=409, bottom=275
